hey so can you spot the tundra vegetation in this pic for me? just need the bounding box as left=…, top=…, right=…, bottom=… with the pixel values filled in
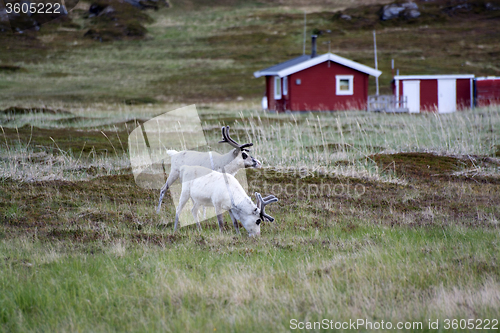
left=1, top=0, right=500, bottom=332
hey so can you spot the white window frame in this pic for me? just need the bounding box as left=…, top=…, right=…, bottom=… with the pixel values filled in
left=283, top=76, right=288, bottom=96
left=336, top=75, right=354, bottom=95
left=274, top=76, right=281, bottom=100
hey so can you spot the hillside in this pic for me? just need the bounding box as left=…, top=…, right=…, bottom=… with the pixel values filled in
left=1, top=1, right=500, bottom=331
left=0, top=0, right=499, bottom=104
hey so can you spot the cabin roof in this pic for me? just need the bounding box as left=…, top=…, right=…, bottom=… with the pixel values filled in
left=394, top=74, right=475, bottom=80
left=254, top=53, right=382, bottom=78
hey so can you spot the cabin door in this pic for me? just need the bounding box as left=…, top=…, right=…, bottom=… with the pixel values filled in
left=438, top=79, right=457, bottom=113
left=403, top=80, right=420, bottom=113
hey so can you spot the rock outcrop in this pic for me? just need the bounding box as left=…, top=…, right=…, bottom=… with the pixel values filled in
left=381, top=2, right=421, bottom=20
left=1, top=0, right=75, bottom=32
left=84, top=0, right=154, bottom=41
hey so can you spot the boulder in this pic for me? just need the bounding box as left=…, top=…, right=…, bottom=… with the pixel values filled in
left=486, top=2, right=500, bottom=11
left=1, top=7, right=12, bottom=32
left=2, top=0, right=75, bottom=32
left=381, top=2, right=420, bottom=20
left=85, top=0, right=153, bottom=41
left=89, top=3, right=108, bottom=17
left=124, top=0, right=169, bottom=10
left=403, top=8, right=421, bottom=19
left=451, top=3, right=472, bottom=11
left=381, top=3, right=405, bottom=20
left=99, top=6, right=117, bottom=16
left=380, top=1, right=420, bottom=21
left=5, top=12, right=40, bottom=33
left=4, top=1, right=40, bottom=32
left=401, top=2, right=418, bottom=10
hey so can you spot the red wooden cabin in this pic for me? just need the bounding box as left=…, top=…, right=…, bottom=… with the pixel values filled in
left=393, top=75, right=474, bottom=113
left=254, top=37, right=381, bottom=112
left=475, top=77, right=500, bottom=107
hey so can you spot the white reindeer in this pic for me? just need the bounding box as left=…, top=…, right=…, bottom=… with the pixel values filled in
left=157, top=126, right=262, bottom=229
left=174, top=165, right=278, bottom=237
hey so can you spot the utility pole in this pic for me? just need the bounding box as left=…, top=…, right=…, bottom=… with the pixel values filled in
left=373, top=30, right=379, bottom=96
left=303, top=12, right=307, bottom=55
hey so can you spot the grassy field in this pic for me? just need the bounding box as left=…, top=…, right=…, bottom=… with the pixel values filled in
left=1, top=104, right=500, bottom=331
left=1, top=0, right=500, bottom=331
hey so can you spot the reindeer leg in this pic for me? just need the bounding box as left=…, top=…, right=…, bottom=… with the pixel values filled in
left=157, top=170, right=179, bottom=213
left=173, top=213, right=180, bottom=232
left=174, top=186, right=190, bottom=233
left=213, top=206, right=224, bottom=233
left=216, top=214, right=225, bottom=233
left=191, top=202, right=202, bottom=231
left=228, top=210, right=240, bottom=235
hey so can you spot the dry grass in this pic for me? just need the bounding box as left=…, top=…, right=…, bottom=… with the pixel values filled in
left=1, top=103, right=499, bottom=184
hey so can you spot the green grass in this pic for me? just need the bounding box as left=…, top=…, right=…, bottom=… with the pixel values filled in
left=0, top=103, right=499, bottom=329
left=1, top=225, right=499, bottom=331
left=0, top=0, right=500, bottom=331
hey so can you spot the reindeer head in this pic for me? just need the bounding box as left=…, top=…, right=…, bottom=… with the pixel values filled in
left=219, top=126, right=262, bottom=169
left=232, top=192, right=278, bottom=237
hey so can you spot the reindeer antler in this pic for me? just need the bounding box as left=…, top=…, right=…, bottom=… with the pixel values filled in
left=219, top=126, right=253, bottom=151
left=255, top=192, right=279, bottom=222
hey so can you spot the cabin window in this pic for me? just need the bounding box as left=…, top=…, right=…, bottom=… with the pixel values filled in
left=336, top=75, right=354, bottom=95
left=296, top=79, right=301, bottom=85
left=274, top=76, right=281, bottom=100
left=283, top=77, right=288, bottom=96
